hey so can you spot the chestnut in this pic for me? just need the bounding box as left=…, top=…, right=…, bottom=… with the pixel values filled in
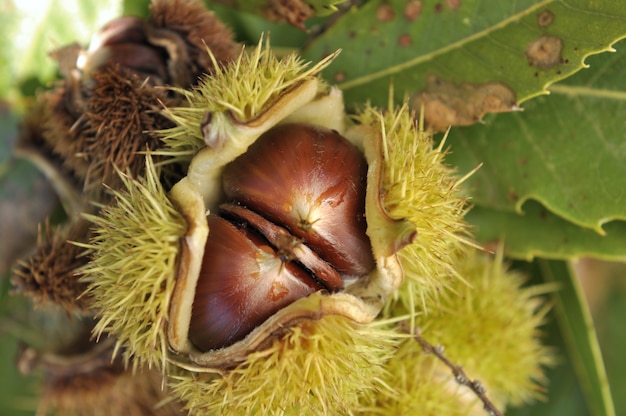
left=188, top=123, right=375, bottom=351
left=79, top=15, right=169, bottom=83
left=222, top=123, right=375, bottom=276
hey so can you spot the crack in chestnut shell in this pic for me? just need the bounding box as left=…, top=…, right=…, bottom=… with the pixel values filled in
left=219, top=202, right=344, bottom=292
left=222, top=123, right=375, bottom=276
left=189, top=123, right=375, bottom=352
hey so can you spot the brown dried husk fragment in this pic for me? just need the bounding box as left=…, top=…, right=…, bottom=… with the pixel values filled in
left=149, top=0, right=239, bottom=85
left=12, top=219, right=92, bottom=313
left=79, top=66, right=180, bottom=195
left=22, top=67, right=180, bottom=200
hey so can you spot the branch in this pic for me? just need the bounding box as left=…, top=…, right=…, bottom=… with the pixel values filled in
left=412, top=330, right=503, bottom=416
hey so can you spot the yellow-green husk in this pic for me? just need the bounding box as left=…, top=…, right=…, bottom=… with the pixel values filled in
left=170, top=315, right=399, bottom=416
left=80, top=157, right=186, bottom=370
left=356, top=105, right=471, bottom=309
left=373, top=249, right=555, bottom=413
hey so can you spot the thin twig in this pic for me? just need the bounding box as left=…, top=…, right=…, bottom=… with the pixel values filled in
left=411, top=329, right=503, bottom=416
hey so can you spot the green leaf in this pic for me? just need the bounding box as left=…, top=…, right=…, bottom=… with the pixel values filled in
left=466, top=202, right=626, bottom=261
left=304, top=0, right=626, bottom=123
left=446, top=40, right=626, bottom=234
left=538, top=260, right=614, bottom=416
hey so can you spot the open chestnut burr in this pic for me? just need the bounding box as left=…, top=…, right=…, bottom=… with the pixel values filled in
left=188, top=123, right=375, bottom=351
left=82, top=43, right=419, bottom=374
left=160, top=74, right=412, bottom=367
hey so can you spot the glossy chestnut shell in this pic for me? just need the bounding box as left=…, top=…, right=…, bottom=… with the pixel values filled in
left=223, top=123, right=375, bottom=276
left=188, top=123, right=375, bottom=351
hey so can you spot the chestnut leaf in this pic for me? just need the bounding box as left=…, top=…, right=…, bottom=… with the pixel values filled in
left=466, top=202, right=626, bottom=261
left=303, top=0, right=626, bottom=127
left=446, top=42, right=626, bottom=259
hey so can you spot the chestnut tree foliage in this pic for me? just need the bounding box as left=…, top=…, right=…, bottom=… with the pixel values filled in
left=1, top=1, right=625, bottom=415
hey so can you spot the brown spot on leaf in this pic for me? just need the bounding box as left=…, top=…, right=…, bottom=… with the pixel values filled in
left=446, top=0, right=461, bottom=10
left=376, top=3, right=395, bottom=21
left=412, top=75, right=517, bottom=131
left=404, top=0, right=422, bottom=21
left=526, top=35, right=563, bottom=70
left=398, top=34, right=412, bottom=47
left=334, top=71, right=346, bottom=82
left=508, top=189, right=518, bottom=202
left=434, top=3, right=443, bottom=13
left=537, top=10, right=555, bottom=28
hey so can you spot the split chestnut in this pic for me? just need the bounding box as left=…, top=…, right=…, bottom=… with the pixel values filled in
left=188, top=123, right=375, bottom=351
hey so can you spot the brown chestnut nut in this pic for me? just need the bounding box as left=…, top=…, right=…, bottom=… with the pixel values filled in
left=189, top=214, right=330, bottom=350
left=80, top=16, right=168, bottom=83
left=89, top=17, right=148, bottom=50
left=222, top=123, right=375, bottom=276
left=189, top=123, right=375, bottom=351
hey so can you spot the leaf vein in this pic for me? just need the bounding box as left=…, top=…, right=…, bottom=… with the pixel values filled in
left=549, top=85, right=626, bottom=100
